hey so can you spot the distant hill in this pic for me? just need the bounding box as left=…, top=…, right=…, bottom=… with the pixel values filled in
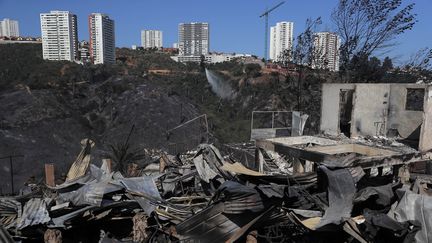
left=0, top=45, right=205, bottom=193
left=4, top=43, right=423, bottom=193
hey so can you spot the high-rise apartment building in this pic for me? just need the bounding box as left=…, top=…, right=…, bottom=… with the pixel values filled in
left=269, top=21, right=294, bottom=61
left=40, top=11, right=78, bottom=61
left=89, top=13, right=115, bottom=64
left=178, top=22, right=209, bottom=56
left=313, top=32, right=340, bottom=72
left=0, top=18, right=20, bottom=37
left=141, top=30, right=162, bottom=49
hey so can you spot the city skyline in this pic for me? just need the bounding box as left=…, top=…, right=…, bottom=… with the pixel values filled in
left=0, top=0, right=430, bottom=63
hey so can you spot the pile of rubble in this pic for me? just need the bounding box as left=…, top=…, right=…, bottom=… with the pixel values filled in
left=0, top=137, right=431, bottom=243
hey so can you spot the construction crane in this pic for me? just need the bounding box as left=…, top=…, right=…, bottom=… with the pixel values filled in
left=260, top=1, right=285, bottom=62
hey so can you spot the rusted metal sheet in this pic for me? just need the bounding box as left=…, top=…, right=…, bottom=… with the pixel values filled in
left=66, top=139, right=95, bottom=182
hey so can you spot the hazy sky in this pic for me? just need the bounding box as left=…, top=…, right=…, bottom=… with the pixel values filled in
left=0, top=0, right=430, bottom=63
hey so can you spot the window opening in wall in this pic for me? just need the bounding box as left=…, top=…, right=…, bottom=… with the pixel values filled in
left=405, top=88, right=425, bottom=111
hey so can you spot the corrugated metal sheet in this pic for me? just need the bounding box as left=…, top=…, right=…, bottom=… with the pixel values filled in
left=50, top=205, right=96, bottom=228
left=16, top=198, right=51, bottom=230
left=66, top=139, right=94, bottom=182
left=214, top=181, right=264, bottom=214
left=58, top=171, right=121, bottom=207
left=176, top=203, right=283, bottom=242
left=176, top=181, right=270, bottom=242
left=0, top=198, right=21, bottom=229
left=220, top=162, right=265, bottom=176
left=176, top=202, right=244, bottom=242
left=120, top=177, right=161, bottom=216
left=0, top=226, right=14, bottom=243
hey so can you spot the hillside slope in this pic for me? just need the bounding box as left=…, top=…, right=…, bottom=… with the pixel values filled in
left=0, top=44, right=325, bottom=193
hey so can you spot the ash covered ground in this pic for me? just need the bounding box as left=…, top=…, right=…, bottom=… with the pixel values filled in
left=0, top=77, right=204, bottom=193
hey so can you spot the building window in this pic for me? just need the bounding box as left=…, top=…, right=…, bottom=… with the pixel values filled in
left=406, top=88, right=425, bottom=111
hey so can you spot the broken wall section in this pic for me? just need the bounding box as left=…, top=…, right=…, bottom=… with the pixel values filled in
left=321, top=83, right=432, bottom=152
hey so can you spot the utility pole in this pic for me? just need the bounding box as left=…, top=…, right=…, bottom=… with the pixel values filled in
left=259, top=1, right=285, bottom=62
left=0, top=155, right=24, bottom=195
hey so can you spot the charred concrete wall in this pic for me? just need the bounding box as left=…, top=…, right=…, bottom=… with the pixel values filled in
left=387, top=84, right=425, bottom=138
left=321, top=83, right=432, bottom=151
left=420, top=86, right=432, bottom=152
left=320, top=83, right=355, bottom=134
left=351, top=84, right=391, bottom=137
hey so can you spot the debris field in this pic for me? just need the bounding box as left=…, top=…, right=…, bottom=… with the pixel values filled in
left=1, top=133, right=432, bottom=243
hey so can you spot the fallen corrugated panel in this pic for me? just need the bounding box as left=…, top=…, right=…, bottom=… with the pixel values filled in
left=363, top=211, right=419, bottom=242
left=100, top=159, right=112, bottom=174
left=57, top=168, right=121, bottom=207
left=193, top=154, right=219, bottom=183
left=343, top=219, right=368, bottom=243
left=49, top=164, right=108, bottom=192
left=220, top=162, right=265, bottom=176
left=256, top=183, right=286, bottom=199
left=0, top=198, right=21, bottom=229
left=4, top=139, right=430, bottom=242
left=212, top=181, right=265, bottom=214
left=176, top=202, right=250, bottom=242
left=300, top=216, right=321, bottom=230
left=66, top=139, right=95, bottom=182
left=225, top=206, right=274, bottom=243
left=176, top=181, right=273, bottom=242
left=176, top=204, right=292, bottom=242
left=315, top=166, right=356, bottom=229
left=239, top=172, right=317, bottom=185
left=119, top=176, right=162, bottom=216
left=50, top=205, right=97, bottom=228
left=388, top=188, right=432, bottom=242
left=50, top=202, right=70, bottom=211
left=0, top=225, right=14, bottom=243
left=16, top=198, right=51, bottom=230
left=354, top=183, right=395, bottom=206
left=263, top=149, right=294, bottom=174
left=289, top=208, right=322, bottom=218
left=194, top=144, right=233, bottom=182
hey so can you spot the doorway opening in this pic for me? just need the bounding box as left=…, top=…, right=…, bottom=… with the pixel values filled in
left=339, top=89, right=354, bottom=137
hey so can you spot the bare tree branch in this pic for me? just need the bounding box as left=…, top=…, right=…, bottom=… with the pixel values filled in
left=332, top=0, right=417, bottom=71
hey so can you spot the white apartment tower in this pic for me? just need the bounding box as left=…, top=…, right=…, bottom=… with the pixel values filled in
left=40, top=11, right=78, bottom=61
left=89, top=13, right=115, bottom=64
left=269, top=21, right=294, bottom=61
left=141, top=30, right=163, bottom=49
left=178, top=22, right=209, bottom=56
left=313, top=32, right=340, bottom=72
left=0, top=18, right=20, bottom=37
